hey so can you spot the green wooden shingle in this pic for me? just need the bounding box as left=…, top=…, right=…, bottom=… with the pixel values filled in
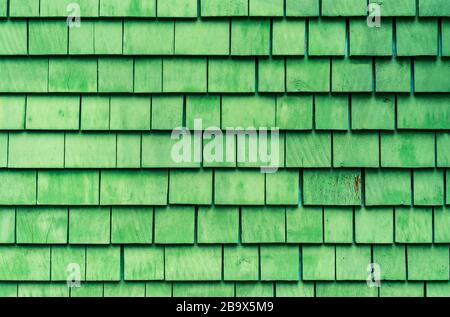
left=260, top=245, right=300, bottom=281
left=0, top=20, right=27, bottom=55
left=302, top=245, right=335, bottom=281
left=165, top=246, right=222, bottom=281
left=198, top=207, right=239, bottom=244
left=365, top=169, right=411, bottom=206
left=38, top=171, right=99, bottom=205
left=17, top=207, right=68, bottom=244
left=124, top=246, right=164, bottom=280
left=175, top=20, right=229, bottom=55
left=303, top=170, right=362, bottom=206
left=0, top=208, right=15, bottom=244
left=309, top=19, right=346, bottom=56
left=69, top=208, right=111, bottom=244
left=223, top=245, right=259, bottom=281
left=355, top=207, right=394, bottom=244
left=0, top=0, right=447, bottom=298
left=324, top=208, right=353, bottom=243
left=111, top=207, right=153, bottom=244
left=286, top=207, right=323, bottom=243
left=231, top=19, right=270, bottom=56
left=154, top=207, right=195, bottom=244
left=241, top=207, right=285, bottom=243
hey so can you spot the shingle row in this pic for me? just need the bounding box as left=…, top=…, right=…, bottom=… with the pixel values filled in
left=0, top=244, right=448, bottom=282
left=2, top=280, right=450, bottom=297
left=1, top=206, right=450, bottom=244
left=2, top=131, right=450, bottom=169
left=2, top=94, right=450, bottom=131
left=2, top=57, right=450, bottom=93
left=0, top=169, right=449, bottom=206
left=2, top=18, right=450, bottom=57
left=1, top=0, right=449, bottom=18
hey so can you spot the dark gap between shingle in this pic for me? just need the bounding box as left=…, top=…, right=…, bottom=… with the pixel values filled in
left=49, top=246, right=52, bottom=280
left=120, top=245, right=125, bottom=281
left=410, top=58, right=415, bottom=94
left=172, top=22, right=176, bottom=54
left=26, top=19, right=29, bottom=55
left=182, top=94, right=186, bottom=127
